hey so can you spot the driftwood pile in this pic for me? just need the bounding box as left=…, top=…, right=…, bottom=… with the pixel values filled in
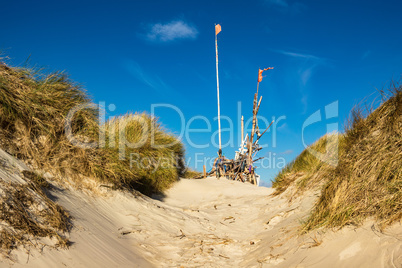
left=210, top=84, right=273, bottom=185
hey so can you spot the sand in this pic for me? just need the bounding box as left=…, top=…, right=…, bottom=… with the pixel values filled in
left=1, top=157, right=401, bottom=267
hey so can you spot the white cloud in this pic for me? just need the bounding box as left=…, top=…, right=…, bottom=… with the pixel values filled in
left=146, top=20, right=198, bottom=42
left=276, top=50, right=323, bottom=61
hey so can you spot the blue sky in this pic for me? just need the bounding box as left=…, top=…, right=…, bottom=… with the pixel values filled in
left=1, top=0, right=402, bottom=186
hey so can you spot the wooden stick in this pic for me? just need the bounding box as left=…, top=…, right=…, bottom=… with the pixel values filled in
left=257, top=96, right=263, bottom=111
left=253, top=157, right=264, bottom=162
left=256, top=80, right=260, bottom=97
left=255, top=120, right=274, bottom=143
left=248, top=93, right=258, bottom=185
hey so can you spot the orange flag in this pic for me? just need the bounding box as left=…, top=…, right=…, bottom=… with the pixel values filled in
left=215, top=24, right=221, bottom=35
left=258, top=69, right=264, bottom=83
left=258, top=67, right=274, bottom=82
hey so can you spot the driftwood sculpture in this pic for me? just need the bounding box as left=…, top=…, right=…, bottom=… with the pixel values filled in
left=211, top=68, right=274, bottom=185
left=204, top=23, right=274, bottom=185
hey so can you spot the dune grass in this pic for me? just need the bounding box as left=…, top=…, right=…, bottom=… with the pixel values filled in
left=102, top=114, right=185, bottom=194
left=272, top=133, right=343, bottom=195
left=0, top=59, right=186, bottom=256
left=0, top=61, right=185, bottom=195
left=273, top=81, right=402, bottom=231
left=0, top=172, right=71, bottom=257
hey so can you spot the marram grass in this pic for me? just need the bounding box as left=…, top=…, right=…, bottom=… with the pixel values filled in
left=0, top=61, right=185, bottom=195
left=272, top=133, right=343, bottom=195
left=0, top=171, right=71, bottom=257
left=273, top=81, right=402, bottom=231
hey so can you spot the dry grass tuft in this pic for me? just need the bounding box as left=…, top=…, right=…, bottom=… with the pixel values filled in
left=303, top=82, right=402, bottom=231
left=0, top=61, right=185, bottom=195
left=273, top=81, right=402, bottom=231
left=101, top=114, right=185, bottom=194
left=272, top=133, right=342, bottom=195
left=0, top=177, right=71, bottom=257
left=0, top=58, right=187, bottom=256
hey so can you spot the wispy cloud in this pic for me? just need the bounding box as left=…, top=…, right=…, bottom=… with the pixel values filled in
left=265, top=0, right=306, bottom=13
left=275, top=50, right=323, bottom=61
left=266, top=0, right=288, bottom=7
left=299, top=63, right=322, bottom=86
left=124, top=60, right=179, bottom=97
left=126, top=61, right=157, bottom=90
left=273, top=49, right=328, bottom=113
left=277, top=122, right=288, bottom=131
left=146, top=20, right=198, bottom=42
left=277, top=49, right=326, bottom=85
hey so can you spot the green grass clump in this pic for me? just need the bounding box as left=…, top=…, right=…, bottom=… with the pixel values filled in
left=0, top=61, right=185, bottom=195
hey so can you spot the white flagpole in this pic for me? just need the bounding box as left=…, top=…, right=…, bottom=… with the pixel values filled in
left=215, top=24, right=222, bottom=152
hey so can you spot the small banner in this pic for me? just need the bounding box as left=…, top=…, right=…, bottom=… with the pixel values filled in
left=258, top=67, right=274, bottom=82
left=215, top=24, right=222, bottom=35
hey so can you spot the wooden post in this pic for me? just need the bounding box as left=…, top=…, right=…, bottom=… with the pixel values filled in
left=256, top=80, right=260, bottom=97
left=248, top=90, right=259, bottom=185
left=203, top=165, right=206, bottom=178
left=249, top=94, right=258, bottom=157
left=215, top=24, right=222, bottom=151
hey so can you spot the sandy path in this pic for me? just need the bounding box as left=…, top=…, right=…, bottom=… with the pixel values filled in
left=2, top=176, right=401, bottom=267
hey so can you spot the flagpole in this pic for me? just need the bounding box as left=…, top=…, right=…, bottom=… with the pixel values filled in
left=215, top=24, right=222, bottom=153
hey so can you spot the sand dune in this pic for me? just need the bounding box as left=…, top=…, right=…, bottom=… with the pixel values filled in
left=1, top=155, right=401, bottom=267
left=5, top=181, right=402, bottom=267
